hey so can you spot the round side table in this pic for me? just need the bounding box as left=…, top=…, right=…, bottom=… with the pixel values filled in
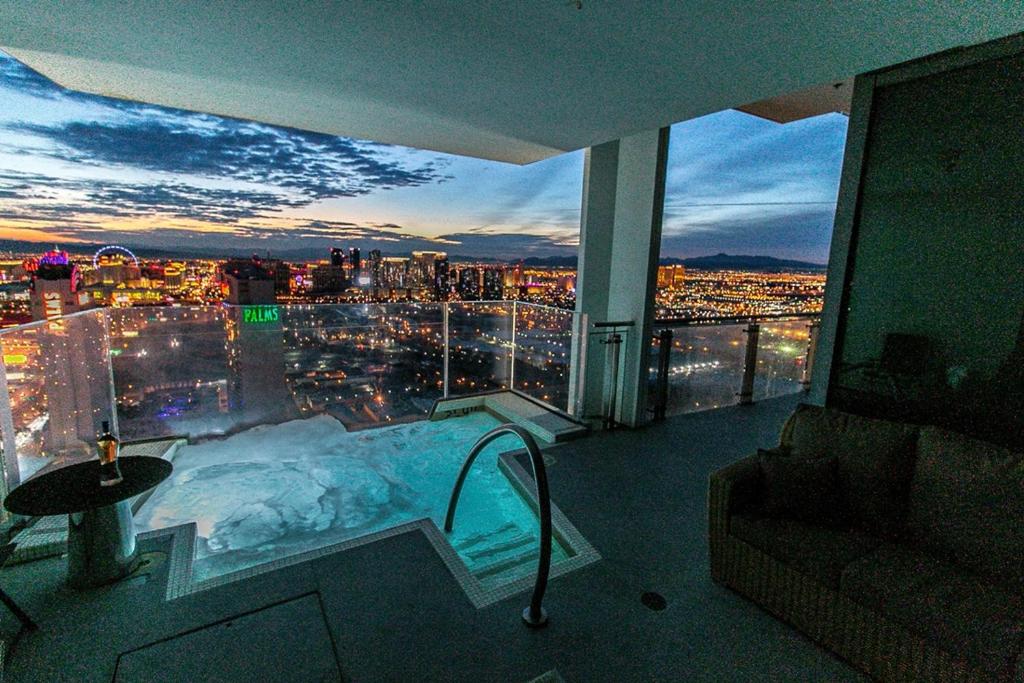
left=4, top=457, right=172, bottom=588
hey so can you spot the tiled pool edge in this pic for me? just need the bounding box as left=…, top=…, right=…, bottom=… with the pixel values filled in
left=144, top=450, right=600, bottom=609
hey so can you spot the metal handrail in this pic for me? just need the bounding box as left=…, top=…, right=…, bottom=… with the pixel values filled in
left=653, top=312, right=820, bottom=327
left=443, top=424, right=552, bottom=628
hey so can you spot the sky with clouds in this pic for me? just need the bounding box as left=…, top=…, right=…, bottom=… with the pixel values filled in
left=0, top=50, right=847, bottom=262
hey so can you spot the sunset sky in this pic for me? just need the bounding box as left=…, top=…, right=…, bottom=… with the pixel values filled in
left=0, top=50, right=847, bottom=262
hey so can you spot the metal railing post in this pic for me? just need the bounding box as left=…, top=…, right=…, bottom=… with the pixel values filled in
left=102, top=308, right=120, bottom=437
left=442, top=303, right=450, bottom=398
left=0, top=338, right=20, bottom=493
left=445, top=424, right=551, bottom=628
left=739, top=322, right=760, bottom=405
left=652, top=328, right=672, bottom=420
left=802, top=320, right=820, bottom=387
left=509, top=300, right=517, bottom=391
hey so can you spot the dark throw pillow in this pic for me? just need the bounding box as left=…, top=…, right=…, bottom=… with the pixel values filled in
left=784, top=404, right=917, bottom=537
left=758, top=449, right=846, bottom=526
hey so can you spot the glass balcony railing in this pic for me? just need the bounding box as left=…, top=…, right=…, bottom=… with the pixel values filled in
left=0, top=311, right=118, bottom=483
left=752, top=318, right=818, bottom=402
left=447, top=302, right=514, bottom=396
left=648, top=314, right=819, bottom=418
left=0, top=301, right=576, bottom=498
left=0, top=302, right=814, bottom=507
left=511, top=304, right=574, bottom=411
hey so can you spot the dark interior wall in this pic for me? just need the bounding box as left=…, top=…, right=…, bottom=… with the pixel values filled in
left=833, top=48, right=1024, bottom=444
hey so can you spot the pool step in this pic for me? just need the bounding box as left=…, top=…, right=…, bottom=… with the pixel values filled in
left=456, top=524, right=542, bottom=584
left=463, top=534, right=534, bottom=561
left=473, top=548, right=539, bottom=582
left=451, top=522, right=517, bottom=552
left=429, top=390, right=587, bottom=443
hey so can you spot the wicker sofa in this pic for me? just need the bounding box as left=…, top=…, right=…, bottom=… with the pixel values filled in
left=709, top=403, right=1024, bottom=682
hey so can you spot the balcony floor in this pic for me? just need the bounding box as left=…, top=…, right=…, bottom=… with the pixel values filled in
left=0, top=393, right=862, bottom=682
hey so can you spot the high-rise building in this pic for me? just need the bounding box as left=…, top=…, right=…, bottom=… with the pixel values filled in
left=222, top=258, right=277, bottom=304
left=348, top=247, right=361, bottom=281
left=434, top=257, right=450, bottom=300
left=97, top=254, right=127, bottom=286
left=657, top=264, right=686, bottom=289
left=267, top=260, right=292, bottom=294
left=29, top=250, right=91, bottom=322
left=368, top=249, right=383, bottom=288
left=139, top=263, right=163, bottom=287
left=380, top=257, right=409, bottom=290
left=311, top=264, right=347, bottom=293
left=225, top=300, right=294, bottom=428
left=411, top=251, right=446, bottom=289
left=505, top=262, right=525, bottom=288
left=458, top=267, right=480, bottom=301
left=483, top=268, right=504, bottom=300
left=163, top=263, right=185, bottom=289
left=28, top=249, right=103, bottom=463
left=330, top=247, right=346, bottom=267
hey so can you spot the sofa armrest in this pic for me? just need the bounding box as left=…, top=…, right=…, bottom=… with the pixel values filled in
left=709, top=454, right=760, bottom=580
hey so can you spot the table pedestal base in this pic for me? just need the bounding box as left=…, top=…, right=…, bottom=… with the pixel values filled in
left=67, top=500, right=138, bottom=589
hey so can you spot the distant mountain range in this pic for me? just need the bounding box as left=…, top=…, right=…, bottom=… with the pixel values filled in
left=0, top=239, right=825, bottom=271
left=519, top=252, right=826, bottom=271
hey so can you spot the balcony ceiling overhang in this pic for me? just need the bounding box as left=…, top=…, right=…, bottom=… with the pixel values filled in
left=1, top=2, right=1023, bottom=164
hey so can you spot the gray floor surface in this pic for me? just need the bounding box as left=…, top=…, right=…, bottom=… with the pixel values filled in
left=0, top=394, right=863, bottom=682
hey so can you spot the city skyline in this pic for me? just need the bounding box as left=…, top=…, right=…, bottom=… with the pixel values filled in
left=0, top=50, right=847, bottom=262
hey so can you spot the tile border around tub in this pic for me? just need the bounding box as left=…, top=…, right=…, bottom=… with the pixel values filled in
left=146, top=450, right=600, bottom=609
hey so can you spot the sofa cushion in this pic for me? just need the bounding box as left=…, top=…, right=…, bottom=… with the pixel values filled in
left=905, top=426, right=1024, bottom=596
left=840, top=543, right=955, bottom=612
left=781, top=404, right=918, bottom=537
left=881, top=569, right=1024, bottom=679
left=757, top=449, right=844, bottom=524
left=730, top=512, right=881, bottom=589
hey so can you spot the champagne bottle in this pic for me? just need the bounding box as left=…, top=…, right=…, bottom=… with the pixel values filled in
left=97, top=420, right=123, bottom=487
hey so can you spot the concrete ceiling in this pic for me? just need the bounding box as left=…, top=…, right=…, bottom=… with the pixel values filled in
left=736, top=79, right=854, bottom=124
left=1, top=2, right=1022, bottom=164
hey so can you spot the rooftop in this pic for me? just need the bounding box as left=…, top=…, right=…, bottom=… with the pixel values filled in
left=0, top=395, right=865, bottom=682
left=0, top=6, right=1020, bottom=682
left=3, top=4, right=1022, bottom=162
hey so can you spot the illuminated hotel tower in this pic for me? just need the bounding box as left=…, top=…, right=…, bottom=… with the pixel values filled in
left=27, top=250, right=105, bottom=462
left=222, top=259, right=296, bottom=427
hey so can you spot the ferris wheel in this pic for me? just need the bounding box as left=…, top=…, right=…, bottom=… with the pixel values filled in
left=92, top=245, right=140, bottom=269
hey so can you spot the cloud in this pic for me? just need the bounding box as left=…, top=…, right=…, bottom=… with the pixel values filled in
left=0, top=52, right=71, bottom=100
left=10, top=117, right=449, bottom=202
left=0, top=50, right=453, bottom=233
left=0, top=171, right=301, bottom=223
left=660, top=204, right=836, bottom=262
left=0, top=50, right=849, bottom=262
left=84, top=184, right=305, bottom=223
left=433, top=231, right=576, bottom=257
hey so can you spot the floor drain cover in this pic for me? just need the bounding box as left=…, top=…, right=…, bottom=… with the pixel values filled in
left=641, top=591, right=667, bottom=611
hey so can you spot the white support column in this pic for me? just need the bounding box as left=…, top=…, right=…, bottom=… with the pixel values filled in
left=570, top=127, right=670, bottom=427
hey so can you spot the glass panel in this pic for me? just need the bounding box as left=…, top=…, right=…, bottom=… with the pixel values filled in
left=447, top=302, right=513, bottom=395
left=513, top=303, right=573, bottom=412
left=753, top=319, right=814, bottom=401
left=1, top=310, right=115, bottom=482
left=108, top=306, right=232, bottom=441
left=657, top=323, right=747, bottom=416
left=279, top=303, right=444, bottom=428
left=108, top=304, right=449, bottom=441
